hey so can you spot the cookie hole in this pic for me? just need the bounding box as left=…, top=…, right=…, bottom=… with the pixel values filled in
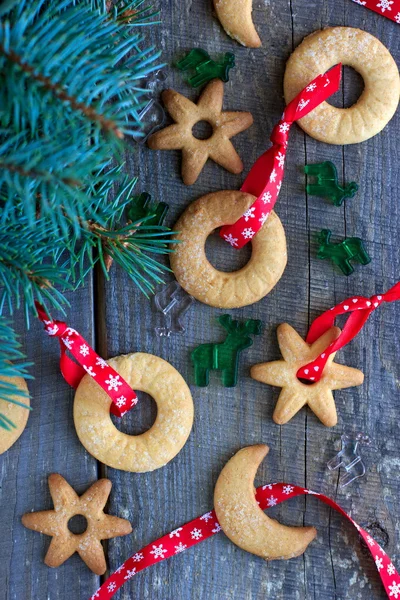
left=205, top=231, right=252, bottom=272
left=328, top=65, right=364, bottom=109
left=68, top=514, right=88, bottom=535
left=192, top=120, right=214, bottom=140
left=110, top=391, right=157, bottom=435
left=297, top=377, right=317, bottom=386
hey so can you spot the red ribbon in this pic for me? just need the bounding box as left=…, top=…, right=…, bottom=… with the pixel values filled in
left=90, top=481, right=400, bottom=600
left=350, top=0, right=400, bottom=23
left=296, top=282, right=400, bottom=382
left=220, top=64, right=342, bottom=249
left=35, top=302, right=137, bottom=417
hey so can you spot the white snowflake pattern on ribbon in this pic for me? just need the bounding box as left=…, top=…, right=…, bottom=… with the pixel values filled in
left=63, top=336, right=74, bottom=350
left=395, top=11, right=400, bottom=22
left=306, top=82, right=317, bottom=92
left=267, top=496, right=277, bottom=507
left=277, top=152, right=285, bottom=168
left=150, top=544, right=167, bottom=559
left=243, top=207, right=256, bottom=222
left=80, top=344, right=90, bottom=357
left=46, top=324, right=59, bottom=336
left=270, top=169, right=277, bottom=183
left=262, top=192, right=272, bottom=204
left=91, top=592, right=100, bottom=599
left=297, top=98, right=310, bottom=111
left=242, top=228, right=255, bottom=240
left=83, top=365, right=96, bottom=377
left=169, top=527, right=183, bottom=538
left=105, top=374, right=123, bottom=391
left=212, top=523, right=222, bottom=533
left=96, top=357, right=108, bottom=369
left=124, top=568, right=137, bottom=580
left=389, top=581, right=400, bottom=598
left=174, top=542, right=187, bottom=554
left=279, top=122, right=290, bottom=134
left=377, top=0, right=393, bottom=11
left=375, top=556, right=383, bottom=571
left=200, top=512, right=213, bottom=523
left=388, top=563, right=396, bottom=575
left=223, top=233, right=238, bottom=247
left=262, top=483, right=274, bottom=490
left=366, top=535, right=375, bottom=546
left=282, top=485, right=294, bottom=495
left=276, top=181, right=282, bottom=193
left=115, top=396, right=127, bottom=408
left=258, top=213, right=269, bottom=226
left=107, top=582, right=117, bottom=593
left=132, top=552, right=144, bottom=562
left=190, top=528, right=202, bottom=540
left=115, top=565, right=125, bottom=574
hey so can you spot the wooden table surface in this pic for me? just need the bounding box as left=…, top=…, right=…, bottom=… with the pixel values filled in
left=1, top=1, right=400, bottom=599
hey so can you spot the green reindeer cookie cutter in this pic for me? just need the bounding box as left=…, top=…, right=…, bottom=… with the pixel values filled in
left=316, top=229, right=371, bottom=276
left=176, top=48, right=236, bottom=88
left=191, top=314, right=263, bottom=387
left=304, top=161, right=358, bottom=206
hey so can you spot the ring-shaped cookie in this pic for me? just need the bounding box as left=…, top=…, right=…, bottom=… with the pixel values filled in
left=284, top=27, right=400, bottom=144
left=73, top=353, right=194, bottom=472
left=170, top=190, right=287, bottom=308
left=0, top=375, right=30, bottom=454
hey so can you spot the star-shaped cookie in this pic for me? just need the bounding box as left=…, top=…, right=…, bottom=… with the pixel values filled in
left=147, top=79, right=253, bottom=185
left=251, top=324, right=364, bottom=427
left=22, top=474, right=132, bottom=574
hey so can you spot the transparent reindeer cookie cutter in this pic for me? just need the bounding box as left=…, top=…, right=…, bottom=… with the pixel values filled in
left=327, top=431, right=371, bottom=487
left=153, top=281, right=194, bottom=337
left=135, top=69, right=168, bottom=144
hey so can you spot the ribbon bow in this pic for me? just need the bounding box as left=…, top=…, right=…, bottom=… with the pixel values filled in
left=35, top=302, right=137, bottom=417
left=220, top=64, right=342, bottom=248
left=297, top=282, right=400, bottom=382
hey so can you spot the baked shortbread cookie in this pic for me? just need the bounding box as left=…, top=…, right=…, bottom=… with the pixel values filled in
left=170, top=190, right=287, bottom=308
left=284, top=27, right=400, bottom=144
left=213, top=0, right=262, bottom=48
left=214, top=445, right=317, bottom=560
left=0, top=374, right=29, bottom=454
left=74, top=353, right=194, bottom=472
left=148, top=80, right=253, bottom=185
left=251, top=324, right=364, bottom=427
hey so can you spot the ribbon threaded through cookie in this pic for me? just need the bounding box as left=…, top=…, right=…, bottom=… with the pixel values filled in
left=350, top=0, right=400, bottom=23
left=220, top=64, right=342, bottom=249
left=296, top=282, right=400, bottom=382
left=35, top=302, right=137, bottom=417
left=90, top=482, right=400, bottom=599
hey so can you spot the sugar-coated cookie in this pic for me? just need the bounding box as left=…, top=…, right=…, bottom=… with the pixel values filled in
left=148, top=80, right=253, bottom=185
left=170, top=190, right=287, bottom=308
left=214, top=445, right=317, bottom=560
left=74, top=353, right=194, bottom=472
left=284, top=27, right=400, bottom=144
left=0, top=374, right=29, bottom=454
left=22, top=474, right=132, bottom=574
left=213, top=0, right=261, bottom=48
left=251, top=324, right=364, bottom=427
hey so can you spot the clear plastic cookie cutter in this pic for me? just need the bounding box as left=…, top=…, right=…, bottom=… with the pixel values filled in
left=135, top=69, right=167, bottom=144
left=327, top=432, right=371, bottom=487
left=153, top=281, right=194, bottom=337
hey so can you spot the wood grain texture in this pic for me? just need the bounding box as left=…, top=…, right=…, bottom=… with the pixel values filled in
left=2, top=0, right=400, bottom=599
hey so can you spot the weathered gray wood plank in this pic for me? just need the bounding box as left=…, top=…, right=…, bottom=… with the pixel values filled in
left=0, top=285, right=99, bottom=600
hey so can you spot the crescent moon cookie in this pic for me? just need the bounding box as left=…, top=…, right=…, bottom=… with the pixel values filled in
left=74, top=353, right=194, bottom=472
left=251, top=324, right=364, bottom=427
left=170, top=190, right=287, bottom=309
left=214, top=445, right=317, bottom=560
left=0, top=374, right=30, bottom=454
left=213, top=0, right=262, bottom=48
left=284, top=27, right=400, bottom=144
left=147, top=79, right=253, bottom=185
